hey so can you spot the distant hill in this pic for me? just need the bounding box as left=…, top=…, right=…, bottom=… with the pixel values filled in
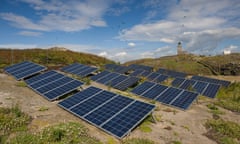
left=124, top=53, right=240, bottom=76
left=0, top=48, right=114, bottom=68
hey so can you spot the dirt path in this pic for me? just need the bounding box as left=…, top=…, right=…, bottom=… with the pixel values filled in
left=0, top=73, right=239, bottom=144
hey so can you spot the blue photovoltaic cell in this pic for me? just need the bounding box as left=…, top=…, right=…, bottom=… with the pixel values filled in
left=179, top=79, right=196, bottom=90
left=84, top=96, right=134, bottom=126
left=77, top=67, right=98, bottom=77
left=97, top=73, right=120, bottom=84
left=101, top=101, right=155, bottom=138
left=202, top=83, right=220, bottom=98
left=110, top=75, right=128, bottom=87
left=171, top=77, right=185, bottom=87
left=170, top=91, right=198, bottom=110
left=36, top=77, right=73, bottom=94
left=128, top=64, right=153, bottom=72
left=29, top=73, right=64, bottom=89
left=141, top=84, right=168, bottom=99
left=192, top=81, right=208, bottom=94
left=25, top=70, right=57, bottom=84
left=191, top=75, right=230, bottom=87
left=58, top=86, right=155, bottom=139
left=140, top=71, right=151, bottom=77
left=43, top=80, right=83, bottom=101
left=27, top=71, right=84, bottom=101
left=157, top=68, right=187, bottom=78
left=70, top=91, right=117, bottom=117
left=113, top=76, right=139, bottom=91
left=4, top=61, right=29, bottom=72
left=147, top=72, right=160, bottom=81
left=61, top=63, right=79, bottom=71
left=70, top=65, right=89, bottom=74
left=155, top=87, right=182, bottom=104
left=129, top=69, right=145, bottom=77
left=4, top=61, right=46, bottom=80
left=131, top=81, right=155, bottom=95
left=91, top=71, right=111, bottom=81
left=153, top=74, right=169, bottom=83
left=58, top=87, right=102, bottom=109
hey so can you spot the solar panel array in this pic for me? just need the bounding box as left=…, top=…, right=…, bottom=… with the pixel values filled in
left=61, top=63, right=98, bottom=77
left=191, top=75, right=231, bottom=87
left=26, top=70, right=84, bottom=101
left=105, top=64, right=130, bottom=74
left=130, top=70, right=169, bottom=83
left=131, top=81, right=199, bottom=110
left=128, top=64, right=153, bottom=72
left=171, top=77, right=221, bottom=98
left=4, top=61, right=46, bottom=80
left=58, top=86, right=155, bottom=139
left=91, top=71, right=139, bottom=91
left=157, top=68, right=187, bottom=78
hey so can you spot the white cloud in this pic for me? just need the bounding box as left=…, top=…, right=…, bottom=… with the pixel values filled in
left=0, top=0, right=110, bottom=32
left=0, top=44, right=38, bottom=49
left=224, top=45, right=238, bottom=51
left=18, top=31, right=42, bottom=36
left=118, top=0, right=240, bottom=55
left=128, top=42, right=136, bottom=47
left=98, top=51, right=108, bottom=57
left=115, top=51, right=127, bottom=57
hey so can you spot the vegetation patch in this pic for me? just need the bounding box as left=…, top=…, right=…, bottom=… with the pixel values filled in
left=38, top=106, right=49, bottom=112
left=206, top=104, right=225, bottom=115
left=205, top=119, right=240, bottom=144
left=139, top=116, right=153, bottom=133
left=216, top=82, right=240, bottom=112
left=123, top=138, right=155, bottom=144
left=15, top=81, right=27, bottom=87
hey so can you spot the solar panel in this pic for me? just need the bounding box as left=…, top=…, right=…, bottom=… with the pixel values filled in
left=131, top=81, right=156, bottom=95
left=153, top=74, right=169, bottom=83
left=191, top=75, right=230, bottom=87
left=140, top=71, right=151, bottom=77
left=113, top=76, right=139, bottom=91
left=128, top=64, right=153, bottom=72
left=61, top=63, right=80, bottom=71
left=4, top=61, right=46, bottom=80
left=157, top=68, right=187, bottom=78
left=141, top=84, right=168, bottom=99
left=109, top=75, right=128, bottom=87
left=58, top=86, right=102, bottom=109
left=170, top=90, right=198, bottom=110
left=171, top=77, right=186, bottom=87
left=70, top=91, right=117, bottom=117
left=101, top=101, right=155, bottom=138
left=155, top=87, right=182, bottom=104
left=179, top=79, right=196, bottom=90
left=129, top=69, right=145, bottom=77
left=27, top=71, right=84, bottom=101
left=202, top=83, right=221, bottom=98
left=91, top=71, right=111, bottom=81
left=147, top=72, right=160, bottom=81
left=96, top=73, right=120, bottom=84
left=84, top=96, right=134, bottom=126
left=192, top=81, right=208, bottom=94
left=62, top=63, right=98, bottom=77
left=25, top=70, right=57, bottom=85
left=58, top=86, right=155, bottom=139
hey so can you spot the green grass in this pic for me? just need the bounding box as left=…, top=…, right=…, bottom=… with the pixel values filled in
left=38, top=106, right=49, bottom=111
left=0, top=106, right=102, bottom=144
left=123, top=138, right=155, bottom=144
left=139, top=116, right=153, bottom=133
left=205, top=119, right=240, bottom=144
left=9, top=122, right=102, bottom=144
left=215, top=82, right=240, bottom=112
left=15, top=81, right=27, bottom=87
left=206, top=104, right=225, bottom=115
left=0, top=105, right=31, bottom=135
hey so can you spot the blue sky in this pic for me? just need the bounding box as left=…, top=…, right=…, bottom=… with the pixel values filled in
left=0, top=0, right=240, bottom=63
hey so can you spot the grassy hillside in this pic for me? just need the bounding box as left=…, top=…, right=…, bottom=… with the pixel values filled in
left=0, top=48, right=114, bottom=68
left=125, top=54, right=240, bottom=76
